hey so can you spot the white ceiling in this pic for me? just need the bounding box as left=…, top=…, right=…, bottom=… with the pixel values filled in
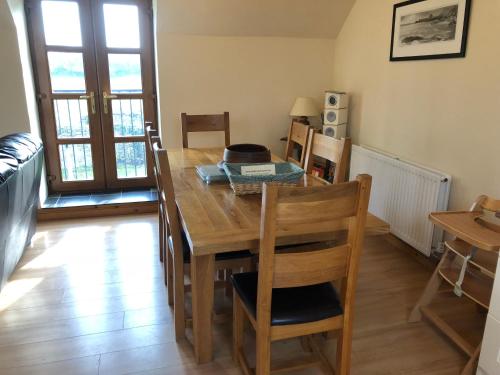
left=156, top=0, right=356, bottom=39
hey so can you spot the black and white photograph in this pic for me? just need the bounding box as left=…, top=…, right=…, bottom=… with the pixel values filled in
left=390, top=0, right=472, bottom=61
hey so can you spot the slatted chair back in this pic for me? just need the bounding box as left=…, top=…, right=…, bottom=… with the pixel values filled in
left=146, top=123, right=163, bottom=195
left=304, top=128, right=352, bottom=184
left=153, top=144, right=183, bottom=253
left=284, top=121, right=311, bottom=168
left=474, top=195, right=500, bottom=222
left=258, top=175, right=371, bottom=296
left=471, top=195, right=500, bottom=235
left=146, top=123, right=166, bottom=264
left=153, top=143, right=190, bottom=339
left=181, top=112, right=230, bottom=148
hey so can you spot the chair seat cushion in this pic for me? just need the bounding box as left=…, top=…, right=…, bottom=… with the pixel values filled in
left=167, top=231, right=253, bottom=263
left=231, top=272, right=343, bottom=326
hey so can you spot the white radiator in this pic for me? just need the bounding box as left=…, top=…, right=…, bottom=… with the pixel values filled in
left=350, top=145, right=451, bottom=256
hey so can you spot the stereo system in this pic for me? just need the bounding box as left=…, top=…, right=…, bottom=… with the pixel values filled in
left=322, top=90, right=348, bottom=138
left=323, top=124, right=346, bottom=140
left=324, top=91, right=349, bottom=109
left=323, top=108, right=348, bottom=126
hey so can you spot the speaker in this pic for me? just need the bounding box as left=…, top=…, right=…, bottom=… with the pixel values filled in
left=325, top=91, right=349, bottom=109
left=323, top=124, right=346, bottom=140
left=323, top=108, right=348, bottom=126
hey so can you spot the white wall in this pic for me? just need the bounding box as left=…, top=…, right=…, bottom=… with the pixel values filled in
left=2, top=0, right=47, bottom=201
left=332, top=0, right=500, bottom=210
left=156, top=33, right=334, bottom=153
left=0, top=0, right=30, bottom=137
left=6, top=0, right=41, bottom=141
left=154, top=1, right=336, bottom=154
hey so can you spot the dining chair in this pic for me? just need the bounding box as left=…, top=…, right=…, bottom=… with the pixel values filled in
left=145, top=122, right=165, bottom=266
left=232, top=175, right=372, bottom=375
left=284, top=121, right=311, bottom=168
left=304, top=128, right=352, bottom=184
left=181, top=112, right=230, bottom=148
left=153, top=142, right=254, bottom=341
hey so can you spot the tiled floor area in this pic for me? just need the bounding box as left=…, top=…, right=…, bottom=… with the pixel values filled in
left=42, top=189, right=158, bottom=208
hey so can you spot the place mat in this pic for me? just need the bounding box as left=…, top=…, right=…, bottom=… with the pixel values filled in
left=195, top=164, right=229, bottom=184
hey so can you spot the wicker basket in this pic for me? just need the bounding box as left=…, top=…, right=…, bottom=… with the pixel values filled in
left=223, top=162, right=304, bottom=195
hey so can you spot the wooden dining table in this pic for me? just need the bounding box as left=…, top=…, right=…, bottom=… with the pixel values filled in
left=167, top=147, right=390, bottom=364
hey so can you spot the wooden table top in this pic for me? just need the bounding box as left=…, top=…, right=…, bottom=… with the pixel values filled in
left=168, top=147, right=390, bottom=256
left=430, top=211, right=500, bottom=252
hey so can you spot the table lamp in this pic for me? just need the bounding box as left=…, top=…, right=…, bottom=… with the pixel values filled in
left=289, top=97, right=319, bottom=125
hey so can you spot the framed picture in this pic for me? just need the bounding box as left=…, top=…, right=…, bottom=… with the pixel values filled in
left=390, top=0, right=472, bottom=61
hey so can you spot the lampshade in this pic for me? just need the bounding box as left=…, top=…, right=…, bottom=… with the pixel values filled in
left=289, top=97, right=319, bottom=117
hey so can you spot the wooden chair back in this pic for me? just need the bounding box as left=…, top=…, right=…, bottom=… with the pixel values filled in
left=471, top=195, right=500, bottom=233
left=146, top=123, right=162, bottom=194
left=181, top=112, right=230, bottom=148
left=473, top=195, right=500, bottom=216
left=257, top=174, right=372, bottom=315
left=304, top=128, right=352, bottom=184
left=152, top=144, right=183, bottom=260
left=284, top=121, right=311, bottom=168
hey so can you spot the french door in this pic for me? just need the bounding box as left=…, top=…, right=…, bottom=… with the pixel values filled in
left=26, top=0, right=156, bottom=193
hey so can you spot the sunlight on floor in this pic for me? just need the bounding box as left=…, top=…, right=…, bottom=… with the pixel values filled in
left=21, top=225, right=112, bottom=270
left=0, top=278, right=43, bottom=311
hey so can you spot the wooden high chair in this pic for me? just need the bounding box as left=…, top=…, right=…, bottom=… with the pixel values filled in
left=409, top=195, right=500, bottom=375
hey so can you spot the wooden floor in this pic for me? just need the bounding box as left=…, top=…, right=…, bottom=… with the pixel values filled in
left=0, top=214, right=485, bottom=374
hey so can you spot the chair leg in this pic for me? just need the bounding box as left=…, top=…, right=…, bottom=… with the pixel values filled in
left=217, top=269, right=225, bottom=280
left=300, top=336, right=313, bottom=352
left=166, top=248, right=174, bottom=306
left=233, top=294, right=245, bottom=364
left=173, top=252, right=185, bottom=340
left=335, top=329, right=351, bottom=375
left=158, top=208, right=164, bottom=263
left=409, top=249, right=455, bottom=322
left=225, top=269, right=233, bottom=298
left=162, top=244, right=168, bottom=287
left=461, top=342, right=481, bottom=375
left=256, top=331, right=271, bottom=375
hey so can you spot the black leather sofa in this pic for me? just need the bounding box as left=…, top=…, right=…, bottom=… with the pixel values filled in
left=0, top=133, right=43, bottom=290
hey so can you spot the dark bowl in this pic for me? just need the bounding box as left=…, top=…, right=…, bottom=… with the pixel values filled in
left=223, top=144, right=271, bottom=164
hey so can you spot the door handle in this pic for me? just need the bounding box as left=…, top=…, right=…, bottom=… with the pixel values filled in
left=79, top=92, right=96, bottom=115
left=102, top=91, right=118, bottom=114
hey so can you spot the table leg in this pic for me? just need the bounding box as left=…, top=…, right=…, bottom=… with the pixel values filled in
left=191, top=253, right=215, bottom=364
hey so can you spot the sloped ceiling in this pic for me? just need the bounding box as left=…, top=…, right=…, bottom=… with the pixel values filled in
left=157, top=0, right=356, bottom=39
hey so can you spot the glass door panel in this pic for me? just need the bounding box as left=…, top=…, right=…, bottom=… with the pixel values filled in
left=47, top=52, right=87, bottom=93
left=41, top=1, right=83, bottom=47
left=103, top=3, right=141, bottom=48
left=108, top=53, right=143, bottom=93
left=115, top=142, right=147, bottom=179
left=59, top=144, right=94, bottom=181
left=112, top=99, right=145, bottom=137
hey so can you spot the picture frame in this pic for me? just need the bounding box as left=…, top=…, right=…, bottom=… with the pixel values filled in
left=390, top=0, right=472, bottom=61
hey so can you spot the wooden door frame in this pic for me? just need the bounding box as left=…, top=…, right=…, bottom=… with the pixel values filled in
left=25, top=0, right=158, bottom=194
left=91, top=0, right=157, bottom=189
left=25, top=0, right=107, bottom=193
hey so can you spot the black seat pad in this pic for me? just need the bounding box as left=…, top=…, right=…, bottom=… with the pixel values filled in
left=231, top=272, right=343, bottom=326
left=168, top=231, right=253, bottom=263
